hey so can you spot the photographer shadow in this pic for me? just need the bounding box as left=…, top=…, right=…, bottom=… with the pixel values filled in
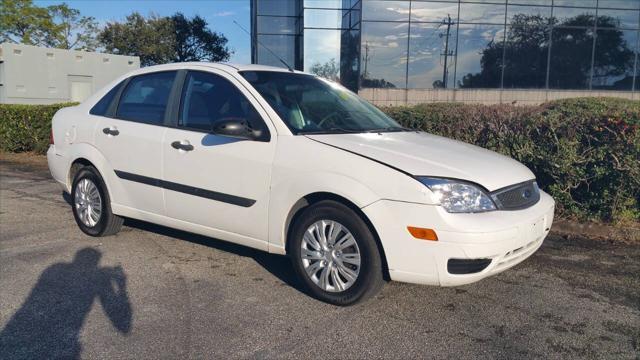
left=0, top=248, right=132, bottom=359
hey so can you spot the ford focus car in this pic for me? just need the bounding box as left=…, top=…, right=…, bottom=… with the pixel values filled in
left=47, top=63, right=555, bottom=305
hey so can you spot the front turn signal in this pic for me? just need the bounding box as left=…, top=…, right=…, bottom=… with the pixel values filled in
left=407, top=227, right=438, bottom=241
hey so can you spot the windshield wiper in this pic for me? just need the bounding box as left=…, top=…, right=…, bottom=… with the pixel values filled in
left=301, top=127, right=364, bottom=135
left=363, top=126, right=417, bottom=133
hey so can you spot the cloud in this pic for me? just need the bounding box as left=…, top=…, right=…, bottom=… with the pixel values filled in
left=214, top=11, right=235, bottom=17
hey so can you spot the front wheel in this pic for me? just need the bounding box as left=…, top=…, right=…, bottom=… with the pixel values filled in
left=71, top=166, right=123, bottom=237
left=289, top=200, right=384, bottom=305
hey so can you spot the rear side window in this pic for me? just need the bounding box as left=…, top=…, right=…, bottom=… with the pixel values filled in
left=90, top=80, right=124, bottom=116
left=116, top=71, right=176, bottom=124
left=179, top=71, right=266, bottom=132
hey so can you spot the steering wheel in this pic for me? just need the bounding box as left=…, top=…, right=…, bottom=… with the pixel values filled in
left=316, top=111, right=341, bottom=128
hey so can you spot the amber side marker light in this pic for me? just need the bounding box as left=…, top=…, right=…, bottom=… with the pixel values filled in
left=407, top=227, right=438, bottom=241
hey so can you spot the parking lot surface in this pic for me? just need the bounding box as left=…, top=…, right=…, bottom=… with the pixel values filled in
left=1, top=155, right=639, bottom=359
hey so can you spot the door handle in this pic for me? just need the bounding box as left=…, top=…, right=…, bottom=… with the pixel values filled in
left=171, top=141, right=194, bottom=151
left=102, top=127, right=119, bottom=136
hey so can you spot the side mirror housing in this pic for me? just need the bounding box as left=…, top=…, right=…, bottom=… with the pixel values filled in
left=211, top=118, right=266, bottom=141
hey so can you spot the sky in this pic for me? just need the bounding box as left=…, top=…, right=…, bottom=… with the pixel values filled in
left=34, top=0, right=252, bottom=64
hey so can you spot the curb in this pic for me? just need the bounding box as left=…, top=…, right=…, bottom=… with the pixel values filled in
left=551, top=219, right=640, bottom=244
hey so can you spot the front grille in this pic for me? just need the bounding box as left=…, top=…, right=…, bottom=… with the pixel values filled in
left=491, top=181, right=540, bottom=210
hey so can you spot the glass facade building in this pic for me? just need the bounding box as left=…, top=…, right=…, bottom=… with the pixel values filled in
left=251, top=0, right=640, bottom=92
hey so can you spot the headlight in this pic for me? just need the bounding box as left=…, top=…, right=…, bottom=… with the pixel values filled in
left=418, top=177, right=496, bottom=213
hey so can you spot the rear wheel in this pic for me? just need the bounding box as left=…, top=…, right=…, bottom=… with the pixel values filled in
left=71, top=166, right=123, bottom=237
left=290, top=200, right=384, bottom=305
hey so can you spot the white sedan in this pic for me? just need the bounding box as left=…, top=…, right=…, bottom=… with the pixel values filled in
left=47, top=63, right=554, bottom=305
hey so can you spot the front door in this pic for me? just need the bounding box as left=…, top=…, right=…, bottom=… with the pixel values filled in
left=161, top=70, right=276, bottom=246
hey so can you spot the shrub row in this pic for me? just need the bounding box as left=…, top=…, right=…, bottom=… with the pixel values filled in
left=382, top=98, right=640, bottom=223
left=0, top=103, right=78, bottom=154
left=0, top=98, right=637, bottom=223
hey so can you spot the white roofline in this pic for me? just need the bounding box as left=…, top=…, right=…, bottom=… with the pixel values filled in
left=128, top=61, right=309, bottom=75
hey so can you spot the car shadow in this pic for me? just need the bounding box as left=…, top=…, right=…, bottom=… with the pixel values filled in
left=62, top=193, right=302, bottom=293
left=0, top=248, right=132, bottom=359
left=123, top=219, right=302, bottom=292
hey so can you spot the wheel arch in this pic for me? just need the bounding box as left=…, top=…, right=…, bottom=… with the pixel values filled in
left=284, top=192, right=390, bottom=280
left=68, top=157, right=95, bottom=187
left=64, top=143, right=116, bottom=199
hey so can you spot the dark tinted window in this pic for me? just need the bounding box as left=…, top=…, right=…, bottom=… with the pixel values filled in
left=90, top=80, right=124, bottom=116
left=257, top=0, right=298, bottom=16
left=179, top=71, right=266, bottom=133
left=116, top=71, right=176, bottom=124
left=256, top=34, right=297, bottom=68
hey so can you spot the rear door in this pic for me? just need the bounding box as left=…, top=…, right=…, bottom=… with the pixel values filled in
left=161, top=69, right=276, bottom=245
left=93, top=71, right=178, bottom=215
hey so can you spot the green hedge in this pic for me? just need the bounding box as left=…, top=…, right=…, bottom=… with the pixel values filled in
left=0, top=103, right=78, bottom=154
left=382, top=98, right=640, bottom=223
left=1, top=98, right=638, bottom=223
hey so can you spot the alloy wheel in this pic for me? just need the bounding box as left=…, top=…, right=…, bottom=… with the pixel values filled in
left=74, top=178, right=103, bottom=227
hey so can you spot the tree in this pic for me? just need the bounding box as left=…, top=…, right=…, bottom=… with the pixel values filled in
left=547, top=15, right=599, bottom=89
left=100, top=12, right=231, bottom=66
left=99, top=12, right=176, bottom=66
left=458, top=14, right=553, bottom=88
left=47, top=3, right=100, bottom=51
left=360, top=76, right=396, bottom=88
left=172, top=13, right=230, bottom=62
left=458, top=14, right=634, bottom=89
left=500, top=14, right=552, bottom=89
left=0, top=0, right=57, bottom=46
left=309, top=58, right=339, bottom=81
left=587, top=17, right=635, bottom=89
left=1, top=0, right=99, bottom=50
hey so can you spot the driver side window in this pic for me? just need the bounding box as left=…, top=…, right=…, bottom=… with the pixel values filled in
left=179, top=71, right=264, bottom=132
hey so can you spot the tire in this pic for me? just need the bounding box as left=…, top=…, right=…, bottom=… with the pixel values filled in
left=71, top=166, right=123, bottom=237
left=289, top=200, right=384, bottom=305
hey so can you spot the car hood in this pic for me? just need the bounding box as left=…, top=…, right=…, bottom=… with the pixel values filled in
left=306, top=132, right=535, bottom=192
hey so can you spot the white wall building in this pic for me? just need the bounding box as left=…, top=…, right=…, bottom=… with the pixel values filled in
left=0, top=43, right=140, bottom=105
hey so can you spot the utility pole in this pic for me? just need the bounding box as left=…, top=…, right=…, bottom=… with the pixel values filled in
left=440, top=14, right=455, bottom=88
left=363, top=41, right=370, bottom=79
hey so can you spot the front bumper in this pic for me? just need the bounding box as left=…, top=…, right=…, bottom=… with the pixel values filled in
left=362, top=191, right=555, bottom=286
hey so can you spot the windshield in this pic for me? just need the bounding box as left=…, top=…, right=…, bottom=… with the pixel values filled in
left=240, top=71, right=406, bottom=135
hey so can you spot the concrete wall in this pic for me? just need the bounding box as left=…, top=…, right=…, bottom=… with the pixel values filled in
left=0, top=43, right=140, bottom=105
left=358, top=88, right=639, bottom=106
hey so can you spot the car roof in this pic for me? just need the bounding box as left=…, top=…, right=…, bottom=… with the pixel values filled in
left=130, top=62, right=308, bottom=75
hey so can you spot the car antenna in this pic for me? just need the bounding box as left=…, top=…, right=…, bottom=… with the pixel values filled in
left=233, top=20, right=295, bottom=72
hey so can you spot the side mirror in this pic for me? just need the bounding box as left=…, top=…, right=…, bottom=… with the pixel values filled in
left=211, top=118, right=264, bottom=141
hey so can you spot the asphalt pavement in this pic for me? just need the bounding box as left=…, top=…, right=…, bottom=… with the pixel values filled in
left=1, top=154, right=638, bottom=359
